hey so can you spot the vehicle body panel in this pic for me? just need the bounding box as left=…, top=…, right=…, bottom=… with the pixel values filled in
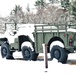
left=34, top=24, right=76, bottom=53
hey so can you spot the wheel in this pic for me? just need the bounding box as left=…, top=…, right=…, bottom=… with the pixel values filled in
left=51, top=45, right=68, bottom=64
left=22, top=46, right=38, bottom=60
left=1, top=43, right=14, bottom=59
left=22, top=46, right=33, bottom=60
left=22, top=46, right=32, bottom=60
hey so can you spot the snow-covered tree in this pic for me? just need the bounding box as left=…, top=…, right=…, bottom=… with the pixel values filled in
left=10, top=5, right=25, bottom=23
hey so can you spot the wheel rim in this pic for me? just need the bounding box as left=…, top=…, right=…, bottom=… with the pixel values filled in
left=24, top=49, right=30, bottom=58
left=54, top=49, right=60, bottom=59
left=2, top=48, right=7, bottom=57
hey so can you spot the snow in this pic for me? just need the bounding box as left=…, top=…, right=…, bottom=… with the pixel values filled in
left=67, top=28, right=76, bottom=32
left=0, top=24, right=35, bottom=44
left=16, top=24, right=35, bottom=42
left=49, top=41, right=64, bottom=52
left=0, top=52, right=76, bottom=75
left=21, top=41, right=34, bottom=51
left=35, top=25, right=76, bottom=33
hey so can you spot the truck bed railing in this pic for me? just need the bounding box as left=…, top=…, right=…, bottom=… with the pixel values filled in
left=34, top=24, right=76, bottom=33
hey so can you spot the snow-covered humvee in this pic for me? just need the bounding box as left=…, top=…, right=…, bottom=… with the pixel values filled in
left=0, top=23, right=38, bottom=60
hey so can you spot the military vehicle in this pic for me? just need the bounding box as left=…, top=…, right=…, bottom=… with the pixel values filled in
left=0, top=23, right=76, bottom=63
left=0, top=23, right=38, bottom=60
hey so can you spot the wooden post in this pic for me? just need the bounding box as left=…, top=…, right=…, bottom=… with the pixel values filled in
left=42, top=44, right=48, bottom=71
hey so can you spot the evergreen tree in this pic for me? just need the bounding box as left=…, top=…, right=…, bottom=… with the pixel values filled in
left=26, top=3, right=30, bottom=23
left=61, top=0, right=76, bottom=20
left=35, top=0, right=45, bottom=8
left=34, top=0, right=46, bottom=23
left=70, top=0, right=76, bottom=19
left=61, top=0, right=70, bottom=8
left=49, top=0, right=59, bottom=4
left=10, top=5, right=25, bottom=23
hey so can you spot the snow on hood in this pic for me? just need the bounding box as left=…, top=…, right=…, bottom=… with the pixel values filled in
left=17, top=24, right=35, bottom=42
left=0, top=24, right=35, bottom=44
left=0, top=24, right=33, bottom=44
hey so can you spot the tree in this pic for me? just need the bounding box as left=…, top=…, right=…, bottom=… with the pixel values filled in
left=61, top=0, right=76, bottom=22
left=49, top=0, right=59, bottom=4
left=70, top=0, right=76, bottom=19
left=26, top=3, right=30, bottom=23
left=35, top=0, right=45, bottom=7
left=10, top=5, right=25, bottom=23
left=34, top=0, right=46, bottom=23
left=61, top=0, right=70, bottom=8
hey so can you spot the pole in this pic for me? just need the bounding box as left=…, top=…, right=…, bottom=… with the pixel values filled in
left=42, top=44, right=48, bottom=72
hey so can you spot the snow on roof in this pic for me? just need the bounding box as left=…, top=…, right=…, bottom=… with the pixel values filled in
left=17, top=24, right=34, bottom=27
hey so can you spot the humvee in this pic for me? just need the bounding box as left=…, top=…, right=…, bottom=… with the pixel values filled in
left=0, top=23, right=76, bottom=63
left=0, top=23, right=38, bottom=60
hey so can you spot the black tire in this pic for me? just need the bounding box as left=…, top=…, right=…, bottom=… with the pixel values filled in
left=51, top=45, right=68, bottom=64
left=22, top=46, right=38, bottom=60
left=32, top=52, right=39, bottom=61
left=1, top=43, right=14, bottom=59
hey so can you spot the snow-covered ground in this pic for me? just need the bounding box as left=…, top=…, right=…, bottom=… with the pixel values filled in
left=0, top=51, right=76, bottom=75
